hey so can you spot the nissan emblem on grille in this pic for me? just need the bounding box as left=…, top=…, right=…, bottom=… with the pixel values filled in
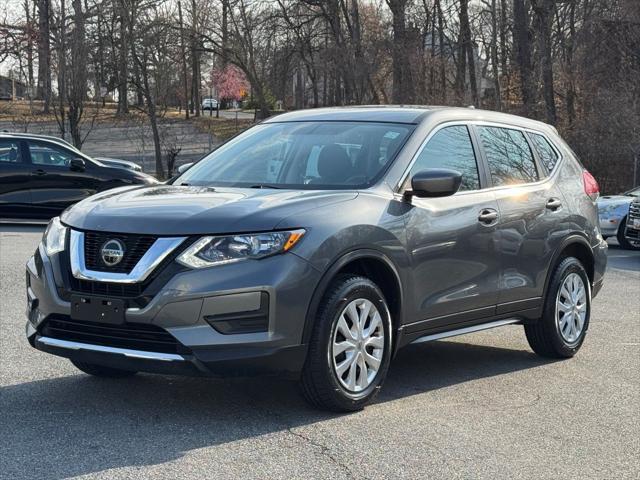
left=100, top=239, right=125, bottom=266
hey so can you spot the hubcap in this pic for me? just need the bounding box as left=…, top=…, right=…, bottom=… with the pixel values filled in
left=556, top=273, right=588, bottom=344
left=331, top=298, right=385, bottom=393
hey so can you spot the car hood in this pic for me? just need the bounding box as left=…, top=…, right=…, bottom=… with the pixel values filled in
left=597, top=195, right=633, bottom=208
left=61, top=185, right=358, bottom=235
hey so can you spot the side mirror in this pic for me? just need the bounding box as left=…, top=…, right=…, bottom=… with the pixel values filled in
left=407, top=168, right=462, bottom=198
left=69, top=158, right=86, bottom=172
left=177, top=162, right=194, bottom=174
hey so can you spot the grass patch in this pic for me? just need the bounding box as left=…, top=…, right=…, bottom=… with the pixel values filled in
left=192, top=116, right=254, bottom=140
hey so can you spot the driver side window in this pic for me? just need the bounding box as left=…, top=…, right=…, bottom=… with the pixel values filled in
left=28, top=141, right=75, bottom=167
left=408, top=125, right=481, bottom=191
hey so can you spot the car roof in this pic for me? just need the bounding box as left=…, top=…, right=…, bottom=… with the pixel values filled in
left=0, top=131, right=80, bottom=148
left=264, top=106, right=555, bottom=132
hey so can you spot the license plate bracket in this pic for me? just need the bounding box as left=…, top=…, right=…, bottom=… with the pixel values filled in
left=70, top=295, right=126, bottom=324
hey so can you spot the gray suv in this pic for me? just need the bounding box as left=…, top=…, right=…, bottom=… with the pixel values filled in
left=26, top=107, right=607, bottom=411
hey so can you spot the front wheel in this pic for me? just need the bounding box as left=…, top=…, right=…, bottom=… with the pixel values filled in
left=300, top=275, right=393, bottom=412
left=525, top=257, right=591, bottom=358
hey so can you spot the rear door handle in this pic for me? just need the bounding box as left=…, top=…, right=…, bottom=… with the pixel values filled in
left=32, top=169, right=47, bottom=176
left=478, top=208, right=499, bottom=225
left=546, top=198, right=562, bottom=210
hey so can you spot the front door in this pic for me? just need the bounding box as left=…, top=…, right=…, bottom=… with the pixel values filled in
left=0, top=138, right=32, bottom=218
left=402, top=125, right=501, bottom=330
left=26, top=140, right=98, bottom=218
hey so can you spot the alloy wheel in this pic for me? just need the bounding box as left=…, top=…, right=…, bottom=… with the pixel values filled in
left=331, top=298, right=385, bottom=393
left=556, top=273, right=588, bottom=344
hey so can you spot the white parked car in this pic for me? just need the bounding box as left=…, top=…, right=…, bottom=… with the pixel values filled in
left=202, top=98, right=219, bottom=110
left=597, top=186, right=640, bottom=249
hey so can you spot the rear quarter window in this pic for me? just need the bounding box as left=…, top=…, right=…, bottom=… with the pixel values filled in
left=529, top=133, right=560, bottom=173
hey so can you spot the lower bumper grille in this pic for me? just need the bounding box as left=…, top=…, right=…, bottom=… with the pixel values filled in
left=39, top=316, right=188, bottom=354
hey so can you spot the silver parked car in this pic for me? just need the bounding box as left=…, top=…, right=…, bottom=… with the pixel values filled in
left=597, top=186, right=640, bottom=249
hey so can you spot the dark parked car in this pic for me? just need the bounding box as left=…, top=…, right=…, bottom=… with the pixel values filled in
left=26, top=107, right=607, bottom=411
left=624, top=197, right=640, bottom=247
left=94, top=157, right=143, bottom=172
left=0, top=132, right=156, bottom=219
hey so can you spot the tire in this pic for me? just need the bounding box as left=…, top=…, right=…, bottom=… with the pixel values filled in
left=525, top=257, right=591, bottom=358
left=71, top=360, right=138, bottom=378
left=617, top=217, right=640, bottom=250
left=300, top=275, right=393, bottom=412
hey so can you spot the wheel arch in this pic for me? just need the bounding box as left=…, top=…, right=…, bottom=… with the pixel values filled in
left=302, top=249, right=405, bottom=351
left=543, top=235, right=595, bottom=299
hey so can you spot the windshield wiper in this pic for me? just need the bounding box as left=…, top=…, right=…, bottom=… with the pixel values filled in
left=249, top=184, right=284, bottom=189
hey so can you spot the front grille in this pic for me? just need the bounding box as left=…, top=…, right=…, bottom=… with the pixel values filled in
left=40, top=316, right=188, bottom=354
left=69, top=278, right=145, bottom=298
left=629, top=202, right=640, bottom=221
left=84, top=231, right=157, bottom=273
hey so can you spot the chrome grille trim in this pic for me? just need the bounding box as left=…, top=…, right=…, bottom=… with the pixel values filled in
left=69, top=230, right=187, bottom=284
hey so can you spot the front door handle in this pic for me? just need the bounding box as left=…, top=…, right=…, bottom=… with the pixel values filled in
left=478, top=208, right=499, bottom=225
left=546, top=198, right=562, bottom=211
left=32, top=169, right=47, bottom=176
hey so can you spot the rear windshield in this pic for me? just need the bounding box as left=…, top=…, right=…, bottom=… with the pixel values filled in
left=176, top=121, right=414, bottom=189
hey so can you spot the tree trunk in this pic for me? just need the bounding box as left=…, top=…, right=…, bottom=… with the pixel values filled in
left=436, top=0, right=446, bottom=102
left=513, top=0, right=536, bottom=115
left=57, top=0, right=66, bottom=139
left=178, top=1, right=190, bottom=119
left=533, top=0, right=557, bottom=124
left=191, top=0, right=200, bottom=117
left=24, top=0, right=35, bottom=96
left=455, top=0, right=469, bottom=102
left=36, top=0, right=51, bottom=113
left=117, top=0, right=128, bottom=114
left=459, top=0, right=478, bottom=106
left=68, top=0, right=87, bottom=148
left=491, top=0, right=502, bottom=110
left=387, top=0, right=413, bottom=104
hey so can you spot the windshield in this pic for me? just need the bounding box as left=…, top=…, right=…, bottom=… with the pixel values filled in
left=176, top=121, right=414, bottom=189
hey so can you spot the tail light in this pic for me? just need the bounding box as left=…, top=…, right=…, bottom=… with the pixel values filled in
left=582, top=170, right=599, bottom=199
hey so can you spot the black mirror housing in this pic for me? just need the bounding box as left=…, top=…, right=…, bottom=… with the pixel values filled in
left=408, top=168, right=462, bottom=198
left=69, top=158, right=86, bottom=172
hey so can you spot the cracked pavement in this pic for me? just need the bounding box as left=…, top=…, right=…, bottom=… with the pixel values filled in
left=1, top=226, right=638, bottom=479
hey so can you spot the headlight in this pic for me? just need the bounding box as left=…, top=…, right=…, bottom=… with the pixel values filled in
left=177, top=229, right=305, bottom=269
left=42, top=217, right=68, bottom=256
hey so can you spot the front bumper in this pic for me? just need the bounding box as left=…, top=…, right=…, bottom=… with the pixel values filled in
left=26, top=243, right=320, bottom=378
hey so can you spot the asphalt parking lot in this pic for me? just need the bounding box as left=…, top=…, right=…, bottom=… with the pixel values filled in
left=1, top=226, right=638, bottom=480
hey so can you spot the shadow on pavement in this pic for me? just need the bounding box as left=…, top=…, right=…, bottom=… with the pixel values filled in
left=1, top=340, right=551, bottom=479
left=605, top=243, right=640, bottom=272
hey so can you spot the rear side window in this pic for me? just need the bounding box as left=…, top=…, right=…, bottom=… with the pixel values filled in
left=478, top=127, right=539, bottom=186
left=529, top=133, right=559, bottom=172
left=408, top=125, right=480, bottom=191
left=0, top=140, right=21, bottom=163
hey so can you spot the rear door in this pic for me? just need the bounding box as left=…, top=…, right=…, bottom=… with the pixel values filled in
left=402, top=124, right=501, bottom=331
left=0, top=138, right=32, bottom=218
left=473, top=125, right=565, bottom=313
left=26, top=140, right=100, bottom=218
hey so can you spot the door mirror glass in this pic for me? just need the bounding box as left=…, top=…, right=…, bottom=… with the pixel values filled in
left=69, top=158, right=86, bottom=172
left=409, top=169, right=462, bottom=198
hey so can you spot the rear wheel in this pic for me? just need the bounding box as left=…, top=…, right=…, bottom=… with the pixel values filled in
left=525, top=257, right=591, bottom=358
left=617, top=217, right=640, bottom=250
left=300, top=275, right=393, bottom=412
left=71, top=360, right=137, bottom=378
